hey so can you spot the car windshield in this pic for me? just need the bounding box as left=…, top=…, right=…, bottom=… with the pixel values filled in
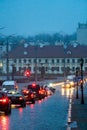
left=3, top=85, right=14, bottom=90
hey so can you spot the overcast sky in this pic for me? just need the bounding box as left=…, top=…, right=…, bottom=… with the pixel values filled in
left=0, top=0, right=87, bottom=36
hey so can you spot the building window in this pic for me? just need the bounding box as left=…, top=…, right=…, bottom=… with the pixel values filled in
left=67, top=59, right=70, bottom=63
left=19, top=59, right=21, bottom=63
left=34, top=59, right=36, bottom=63
left=28, top=59, right=31, bottom=62
left=62, top=59, right=65, bottom=63
left=45, top=59, right=48, bottom=63
left=72, top=59, right=75, bottom=63
left=24, top=59, right=26, bottom=63
left=39, top=67, right=41, bottom=71
left=52, top=59, right=54, bottom=63
left=85, top=67, right=87, bottom=71
left=39, top=59, right=41, bottom=63
left=61, top=67, right=64, bottom=72
left=14, top=59, right=17, bottom=63
left=57, top=59, right=59, bottom=63
left=77, top=59, right=80, bottom=63
left=85, top=59, right=87, bottom=63
left=51, top=67, right=55, bottom=71
left=34, top=67, right=35, bottom=71
left=24, top=51, right=28, bottom=55
left=56, top=67, right=59, bottom=71
left=72, top=67, right=75, bottom=71
left=45, top=67, right=48, bottom=71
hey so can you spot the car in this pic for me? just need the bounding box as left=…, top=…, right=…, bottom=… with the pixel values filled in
left=7, top=91, right=26, bottom=107
left=2, top=80, right=18, bottom=92
left=62, top=82, right=71, bottom=88
left=27, top=83, right=46, bottom=100
left=45, top=87, right=53, bottom=96
left=21, top=88, right=35, bottom=104
left=0, top=91, right=11, bottom=114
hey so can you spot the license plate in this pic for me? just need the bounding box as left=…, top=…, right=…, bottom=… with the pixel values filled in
left=12, top=96, right=16, bottom=99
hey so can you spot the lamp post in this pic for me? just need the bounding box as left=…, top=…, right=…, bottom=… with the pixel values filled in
left=80, top=58, right=84, bottom=104
left=76, top=67, right=79, bottom=99
left=0, top=33, right=16, bottom=80
left=63, top=44, right=67, bottom=82
left=12, top=64, right=15, bottom=80
left=34, top=45, right=38, bottom=83
left=6, top=37, right=9, bottom=80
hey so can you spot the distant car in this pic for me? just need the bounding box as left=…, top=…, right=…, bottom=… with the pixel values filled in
left=7, top=91, right=26, bottom=107
left=49, top=87, right=56, bottom=93
left=62, top=82, right=71, bottom=88
left=0, top=91, right=11, bottom=114
left=21, top=89, right=35, bottom=104
left=27, top=83, right=46, bottom=100
left=2, top=80, right=18, bottom=92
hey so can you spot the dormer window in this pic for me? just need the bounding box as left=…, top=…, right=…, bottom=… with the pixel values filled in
left=24, top=43, right=28, bottom=48
left=24, top=51, right=28, bottom=55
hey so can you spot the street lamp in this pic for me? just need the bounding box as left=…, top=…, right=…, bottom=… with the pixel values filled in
left=12, top=64, right=15, bottom=80
left=0, top=33, right=16, bottom=80
left=80, top=58, right=84, bottom=104
left=76, top=67, right=79, bottom=99
left=6, top=34, right=16, bottom=80
left=34, top=45, right=38, bottom=83
left=63, top=44, right=67, bottom=82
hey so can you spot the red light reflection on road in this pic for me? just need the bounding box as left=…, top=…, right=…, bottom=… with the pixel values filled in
left=18, top=107, right=23, bottom=115
left=0, top=115, right=10, bottom=130
left=37, top=100, right=43, bottom=104
left=30, top=104, right=34, bottom=109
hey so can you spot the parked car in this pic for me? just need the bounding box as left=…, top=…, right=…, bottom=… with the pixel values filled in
left=0, top=91, right=11, bottom=114
left=7, top=91, right=26, bottom=107
left=21, top=88, right=35, bottom=104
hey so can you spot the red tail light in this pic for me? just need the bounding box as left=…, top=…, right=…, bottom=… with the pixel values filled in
left=39, top=90, right=43, bottom=94
left=0, top=98, right=8, bottom=103
left=19, top=97, right=23, bottom=100
left=31, top=94, right=34, bottom=98
left=26, top=90, right=29, bottom=94
left=32, top=83, right=36, bottom=88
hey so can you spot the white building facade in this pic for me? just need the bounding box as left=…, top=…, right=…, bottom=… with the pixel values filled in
left=2, top=44, right=87, bottom=76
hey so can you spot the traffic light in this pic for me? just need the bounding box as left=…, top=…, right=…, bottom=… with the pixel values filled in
left=24, top=70, right=31, bottom=77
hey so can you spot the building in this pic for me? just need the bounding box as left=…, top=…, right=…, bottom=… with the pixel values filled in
left=1, top=44, right=87, bottom=77
left=77, top=23, right=87, bottom=45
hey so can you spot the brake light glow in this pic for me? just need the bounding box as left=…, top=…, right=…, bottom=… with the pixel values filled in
left=0, top=98, right=8, bottom=103
left=32, top=83, right=36, bottom=88
left=31, top=94, right=34, bottom=98
left=19, top=97, right=23, bottom=100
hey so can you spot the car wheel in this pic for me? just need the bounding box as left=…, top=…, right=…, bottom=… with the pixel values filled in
left=31, top=99, right=35, bottom=104
left=5, top=105, right=11, bottom=115
left=21, top=102, right=26, bottom=107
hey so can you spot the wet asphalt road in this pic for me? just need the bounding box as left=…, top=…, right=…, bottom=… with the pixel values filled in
left=0, top=84, right=70, bottom=130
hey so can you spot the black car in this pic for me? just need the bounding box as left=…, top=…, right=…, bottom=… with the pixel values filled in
left=27, top=83, right=46, bottom=100
left=21, top=89, right=35, bottom=104
left=7, top=91, right=26, bottom=107
left=0, top=91, right=11, bottom=114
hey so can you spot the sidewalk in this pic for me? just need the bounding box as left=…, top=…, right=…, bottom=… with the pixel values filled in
left=67, top=85, right=87, bottom=130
